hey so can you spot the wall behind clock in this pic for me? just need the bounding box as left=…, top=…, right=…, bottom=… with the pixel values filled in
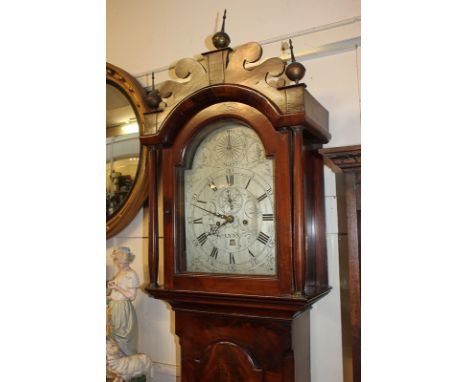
left=106, top=0, right=361, bottom=381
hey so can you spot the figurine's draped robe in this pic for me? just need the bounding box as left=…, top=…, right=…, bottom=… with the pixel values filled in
left=108, top=269, right=139, bottom=355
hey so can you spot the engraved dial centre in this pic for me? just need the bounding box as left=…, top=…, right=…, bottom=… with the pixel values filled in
left=184, top=123, right=276, bottom=275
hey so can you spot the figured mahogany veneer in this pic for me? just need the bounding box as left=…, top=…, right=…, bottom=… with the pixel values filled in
left=178, top=312, right=293, bottom=382
left=197, top=341, right=263, bottom=382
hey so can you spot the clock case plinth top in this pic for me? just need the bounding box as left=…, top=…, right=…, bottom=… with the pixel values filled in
left=146, top=285, right=331, bottom=321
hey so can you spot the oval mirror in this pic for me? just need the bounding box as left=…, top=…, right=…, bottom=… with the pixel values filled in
left=106, top=63, right=149, bottom=238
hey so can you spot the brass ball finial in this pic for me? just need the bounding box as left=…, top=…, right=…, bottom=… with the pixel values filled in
left=212, top=9, right=231, bottom=49
left=285, top=39, right=306, bottom=84
left=145, top=72, right=162, bottom=110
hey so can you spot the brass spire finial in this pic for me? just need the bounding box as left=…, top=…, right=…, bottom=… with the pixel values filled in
left=221, top=9, right=227, bottom=32
left=285, top=39, right=306, bottom=84
left=212, top=9, right=231, bottom=49
left=289, top=39, right=296, bottom=62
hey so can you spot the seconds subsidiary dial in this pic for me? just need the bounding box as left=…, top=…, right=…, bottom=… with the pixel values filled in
left=184, top=123, right=276, bottom=275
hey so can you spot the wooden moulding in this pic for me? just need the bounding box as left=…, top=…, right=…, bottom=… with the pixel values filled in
left=146, top=287, right=331, bottom=321
left=141, top=84, right=329, bottom=147
left=106, top=62, right=151, bottom=239
left=319, top=144, right=361, bottom=173
left=140, top=41, right=329, bottom=143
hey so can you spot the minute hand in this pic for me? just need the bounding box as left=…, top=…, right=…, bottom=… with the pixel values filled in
left=192, top=204, right=228, bottom=220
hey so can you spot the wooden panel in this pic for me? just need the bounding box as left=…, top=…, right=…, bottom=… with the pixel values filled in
left=198, top=342, right=264, bottom=382
left=176, top=310, right=294, bottom=382
left=148, top=146, right=159, bottom=287
left=303, top=140, right=329, bottom=294
left=291, top=129, right=306, bottom=294
left=344, top=172, right=361, bottom=382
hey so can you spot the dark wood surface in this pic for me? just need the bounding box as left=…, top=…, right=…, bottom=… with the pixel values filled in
left=319, top=145, right=361, bottom=173
left=146, top=287, right=330, bottom=321
left=292, top=129, right=306, bottom=294
left=304, top=141, right=329, bottom=293
left=176, top=310, right=294, bottom=382
left=320, top=145, right=361, bottom=382
left=146, top=288, right=331, bottom=381
left=148, top=146, right=159, bottom=287
left=197, top=341, right=264, bottom=382
left=343, top=172, right=361, bottom=382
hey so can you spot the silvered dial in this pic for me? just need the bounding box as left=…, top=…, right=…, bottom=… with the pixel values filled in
left=184, top=122, right=276, bottom=275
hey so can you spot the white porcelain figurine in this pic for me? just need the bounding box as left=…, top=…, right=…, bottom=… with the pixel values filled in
left=106, top=338, right=152, bottom=382
left=107, top=247, right=152, bottom=381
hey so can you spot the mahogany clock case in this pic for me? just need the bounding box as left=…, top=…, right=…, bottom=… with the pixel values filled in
left=135, top=38, right=332, bottom=381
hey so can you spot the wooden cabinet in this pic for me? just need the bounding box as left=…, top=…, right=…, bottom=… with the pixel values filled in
left=321, top=145, right=361, bottom=382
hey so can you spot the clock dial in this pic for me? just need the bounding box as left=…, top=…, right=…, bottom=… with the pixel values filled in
left=184, top=123, right=276, bottom=275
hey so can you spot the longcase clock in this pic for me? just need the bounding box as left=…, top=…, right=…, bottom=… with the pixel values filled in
left=141, top=38, right=331, bottom=381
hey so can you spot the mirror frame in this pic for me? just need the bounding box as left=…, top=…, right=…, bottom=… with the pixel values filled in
left=106, top=62, right=150, bottom=239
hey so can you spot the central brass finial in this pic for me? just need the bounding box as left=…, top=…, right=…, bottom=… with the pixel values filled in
left=145, top=72, right=162, bottom=110
left=212, top=9, right=231, bottom=49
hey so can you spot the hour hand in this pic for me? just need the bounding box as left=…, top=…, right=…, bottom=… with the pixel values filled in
left=207, top=220, right=228, bottom=236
